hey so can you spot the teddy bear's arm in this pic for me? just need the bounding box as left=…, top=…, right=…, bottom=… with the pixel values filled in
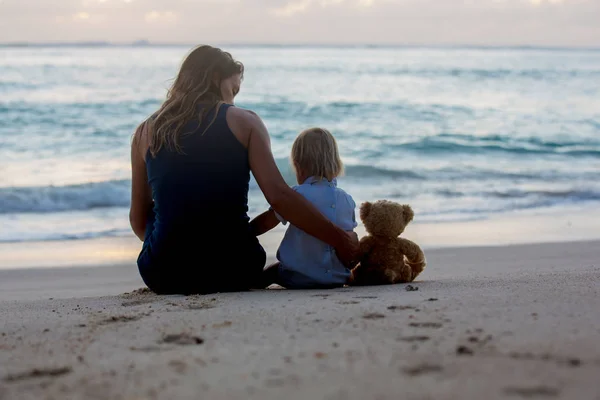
left=349, top=236, right=377, bottom=285
left=396, top=238, right=427, bottom=280
left=359, top=236, right=376, bottom=261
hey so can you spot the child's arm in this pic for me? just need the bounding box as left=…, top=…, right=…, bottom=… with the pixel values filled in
left=250, top=209, right=281, bottom=236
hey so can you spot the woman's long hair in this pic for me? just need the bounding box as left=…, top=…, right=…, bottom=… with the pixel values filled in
left=147, top=45, right=244, bottom=157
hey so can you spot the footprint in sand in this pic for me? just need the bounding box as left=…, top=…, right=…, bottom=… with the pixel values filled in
left=398, top=335, right=430, bottom=343
left=212, top=321, right=232, bottom=329
left=98, top=314, right=146, bottom=325
left=456, top=345, right=474, bottom=356
left=409, top=322, right=442, bottom=329
left=130, top=345, right=165, bottom=352
left=161, top=333, right=204, bottom=346
left=402, top=364, right=443, bottom=377
left=121, top=299, right=155, bottom=307
left=388, top=305, right=416, bottom=311
left=503, top=386, right=559, bottom=398
left=121, top=288, right=152, bottom=297
left=4, top=367, right=72, bottom=383
left=509, top=352, right=582, bottom=367
left=186, top=302, right=215, bottom=310
left=362, top=313, right=386, bottom=319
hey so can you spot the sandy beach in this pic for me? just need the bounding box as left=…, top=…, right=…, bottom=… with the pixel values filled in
left=2, top=11, right=600, bottom=400
left=1, top=239, right=599, bottom=400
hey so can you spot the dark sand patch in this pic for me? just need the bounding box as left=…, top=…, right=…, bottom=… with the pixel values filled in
left=398, top=335, right=430, bottom=343
left=98, top=314, right=145, bottom=325
left=387, top=305, right=416, bottom=311
left=508, top=352, right=582, bottom=367
left=456, top=346, right=474, bottom=356
left=503, top=386, right=559, bottom=398
left=409, top=322, right=442, bottom=329
left=4, top=366, right=72, bottom=382
left=362, top=313, right=386, bottom=320
left=402, top=364, right=443, bottom=377
left=161, top=333, right=204, bottom=346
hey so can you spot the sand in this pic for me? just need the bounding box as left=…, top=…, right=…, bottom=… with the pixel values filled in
left=1, top=240, right=599, bottom=400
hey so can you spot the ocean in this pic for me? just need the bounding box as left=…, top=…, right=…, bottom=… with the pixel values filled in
left=1, top=45, right=599, bottom=243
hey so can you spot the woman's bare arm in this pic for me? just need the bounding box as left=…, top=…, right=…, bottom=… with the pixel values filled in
left=250, top=209, right=280, bottom=236
left=229, top=108, right=359, bottom=264
left=129, top=122, right=153, bottom=241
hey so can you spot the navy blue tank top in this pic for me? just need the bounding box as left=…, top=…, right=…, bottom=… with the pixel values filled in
left=141, top=103, right=256, bottom=264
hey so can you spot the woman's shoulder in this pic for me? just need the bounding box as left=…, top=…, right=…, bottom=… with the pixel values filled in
left=225, top=105, right=269, bottom=148
left=131, top=119, right=152, bottom=161
left=226, top=105, right=262, bottom=125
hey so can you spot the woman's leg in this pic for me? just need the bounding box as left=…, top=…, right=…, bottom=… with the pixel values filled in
left=212, top=240, right=267, bottom=292
left=257, top=262, right=281, bottom=289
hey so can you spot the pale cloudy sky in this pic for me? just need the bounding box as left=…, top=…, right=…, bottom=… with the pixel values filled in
left=0, top=0, right=598, bottom=47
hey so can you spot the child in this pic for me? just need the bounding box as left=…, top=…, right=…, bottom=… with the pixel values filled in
left=250, top=127, right=357, bottom=289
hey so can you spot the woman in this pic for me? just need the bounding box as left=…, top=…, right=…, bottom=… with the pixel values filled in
left=130, top=45, right=358, bottom=294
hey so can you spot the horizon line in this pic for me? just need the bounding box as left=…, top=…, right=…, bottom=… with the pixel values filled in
left=1, top=41, right=599, bottom=51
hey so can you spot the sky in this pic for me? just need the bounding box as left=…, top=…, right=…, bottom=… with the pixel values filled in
left=0, top=0, right=598, bottom=47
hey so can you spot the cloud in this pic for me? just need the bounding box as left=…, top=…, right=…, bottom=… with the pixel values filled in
left=144, top=10, right=177, bottom=23
left=0, top=0, right=598, bottom=46
left=357, top=0, right=375, bottom=6
left=269, top=0, right=312, bottom=16
left=269, top=0, right=379, bottom=17
left=71, top=11, right=107, bottom=23
left=530, top=0, right=564, bottom=5
left=74, top=12, right=91, bottom=20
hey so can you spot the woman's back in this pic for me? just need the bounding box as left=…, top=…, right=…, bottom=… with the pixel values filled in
left=146, top=103, right=250, bottom=244
left=138, top=104, right=265, bottom=293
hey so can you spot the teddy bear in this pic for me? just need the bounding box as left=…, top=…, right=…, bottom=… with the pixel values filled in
left=350, top=200, right=426, bottom=286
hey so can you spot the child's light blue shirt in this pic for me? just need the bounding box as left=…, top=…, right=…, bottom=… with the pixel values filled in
left=274, top=176, right=357, bottom=289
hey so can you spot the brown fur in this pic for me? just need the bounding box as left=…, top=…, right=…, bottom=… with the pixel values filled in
left=351, top=200, right=426, bottom=286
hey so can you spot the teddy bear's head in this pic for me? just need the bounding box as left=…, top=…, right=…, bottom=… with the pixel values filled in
left=360, top=200, right=414, bottom=237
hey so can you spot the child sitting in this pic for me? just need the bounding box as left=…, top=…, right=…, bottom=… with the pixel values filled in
left=250, top=127, right=357, bottom=289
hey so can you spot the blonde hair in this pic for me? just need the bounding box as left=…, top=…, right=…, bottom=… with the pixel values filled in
left=291, top=128, right=343, bottom=181
left=146, top=45, right=244, bottom=157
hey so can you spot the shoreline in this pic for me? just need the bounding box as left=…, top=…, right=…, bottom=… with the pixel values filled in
left=1, top=238, right=598, bottom=303
left=2, top=204, right=599, bottom=271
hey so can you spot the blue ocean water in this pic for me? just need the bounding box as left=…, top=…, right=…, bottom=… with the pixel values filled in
left=1, top=45, right=599, bottom=243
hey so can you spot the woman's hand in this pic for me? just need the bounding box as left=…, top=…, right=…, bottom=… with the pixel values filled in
left=335, top=231, right=360, bottom=269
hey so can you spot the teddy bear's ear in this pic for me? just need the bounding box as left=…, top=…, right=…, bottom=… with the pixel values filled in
left=402, top=205, right=415, bottom=224
left=360, top=202, right=373, bottom=221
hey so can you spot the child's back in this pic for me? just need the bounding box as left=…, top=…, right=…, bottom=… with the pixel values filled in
left=276, top=177, right=356, bottom=289
left=250, top=127, right=356, bottom=289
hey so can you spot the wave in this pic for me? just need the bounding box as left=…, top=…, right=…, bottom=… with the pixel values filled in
left=431, top=188, right=600, bottom=201
left=345, top=165, right=423, bottom=180
left=2, top=168, right=598, bottom=216
left=0, top=180, right=130, bottom=214
left=418, top=190, right=600, bottom=221
left=0, top=162, right=423, bottom=214
left=395, top=134, right=600, bottom=157
left=0, top=228, right=129, bottom=244
left=270, top=157, right=425, bottom=184
left=252, top=64, right=600, bottom=80
left=248, top=100, right=475, bottom=121
left=485, top=189, right=600, bottom=201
